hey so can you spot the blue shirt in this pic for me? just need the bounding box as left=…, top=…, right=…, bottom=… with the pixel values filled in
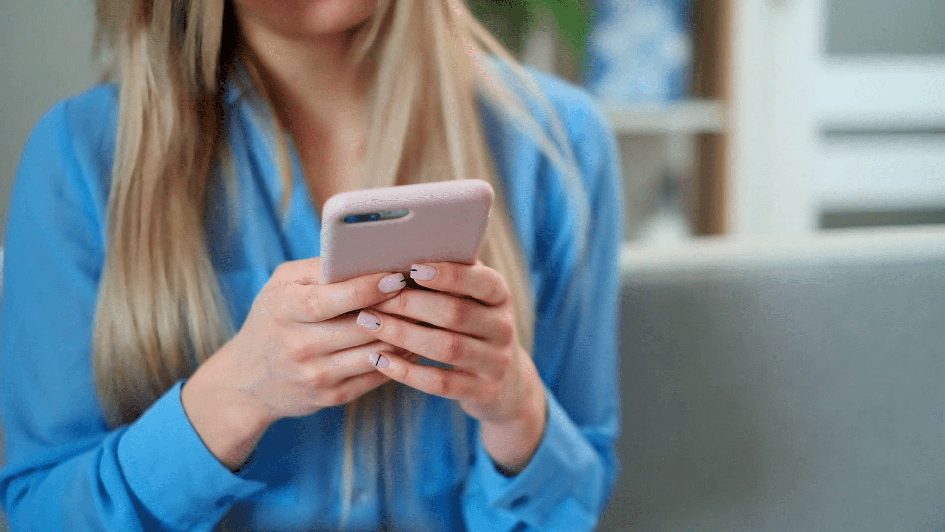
left=0, top=68, right=624, bottom=531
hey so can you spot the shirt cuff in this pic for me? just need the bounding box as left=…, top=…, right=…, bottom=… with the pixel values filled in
left=117, top=380, right=267, bottom=530
left=465, top=385, right=602, bottom=530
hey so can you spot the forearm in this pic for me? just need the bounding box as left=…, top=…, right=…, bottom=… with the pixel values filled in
left=2, top=435, right=159, bottom=531
left=1, top=379, right=268, bottom=531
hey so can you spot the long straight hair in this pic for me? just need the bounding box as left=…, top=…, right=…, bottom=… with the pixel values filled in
left=92, top=0, right=587, bottom=523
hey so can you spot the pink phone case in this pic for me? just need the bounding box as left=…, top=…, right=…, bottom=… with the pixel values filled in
left=320, top=179, right=494, bottom=284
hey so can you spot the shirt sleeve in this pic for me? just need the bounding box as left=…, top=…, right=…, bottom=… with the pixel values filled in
left=0, top=98, right=266, bottom=531
left=462, top=88, right=624, bottom=531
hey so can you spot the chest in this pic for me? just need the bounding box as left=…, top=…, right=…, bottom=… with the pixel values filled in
left=288, top=118, right=368, bottom=215
left=299, top=145, right=365, bottom=216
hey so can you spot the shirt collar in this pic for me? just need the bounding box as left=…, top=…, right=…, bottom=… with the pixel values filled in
left=223, top=58, right=254, bottom=108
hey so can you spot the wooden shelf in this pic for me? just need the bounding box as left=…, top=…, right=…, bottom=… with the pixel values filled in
left=599, top=100, right=728, bottom=135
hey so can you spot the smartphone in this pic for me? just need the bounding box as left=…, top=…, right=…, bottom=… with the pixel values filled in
left=320, top=179, right=494, bottom=284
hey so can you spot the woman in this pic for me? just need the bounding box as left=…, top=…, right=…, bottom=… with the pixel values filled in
left=0, top=0, right=623, bottom=530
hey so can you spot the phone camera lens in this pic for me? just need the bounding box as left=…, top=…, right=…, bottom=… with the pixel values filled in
left=368, top=213, right=380, bottom=221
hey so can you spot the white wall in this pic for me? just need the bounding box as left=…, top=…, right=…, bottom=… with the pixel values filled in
left=0, top=0, right=97, bottom=244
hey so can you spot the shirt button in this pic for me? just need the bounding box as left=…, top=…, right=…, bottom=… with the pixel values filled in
left=509, top=495, right=529, bottom=509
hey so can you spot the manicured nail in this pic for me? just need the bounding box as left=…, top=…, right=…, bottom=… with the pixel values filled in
left=379, top=273, right=406, bottom=293
left=369, top=352, right=390, bottom=368
left=357, top=311, right=381, bottom=330
left=410, top=264, right=437, bottom=281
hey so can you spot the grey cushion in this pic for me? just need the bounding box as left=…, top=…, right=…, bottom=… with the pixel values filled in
left=601, top=228, right=945, bottom=531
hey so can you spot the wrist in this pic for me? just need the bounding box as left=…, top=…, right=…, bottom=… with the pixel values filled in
left=181, top=342, right=273, bottom=471
left=480, top=380, right=548, bottom=476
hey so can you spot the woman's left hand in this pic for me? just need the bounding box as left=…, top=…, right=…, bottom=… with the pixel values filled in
left=358, top=260, right=547, bottom=473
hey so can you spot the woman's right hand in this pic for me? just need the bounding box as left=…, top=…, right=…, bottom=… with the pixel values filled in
left=181, top=257, right=408, bottom=470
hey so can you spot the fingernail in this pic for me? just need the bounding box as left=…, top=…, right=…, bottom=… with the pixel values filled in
left=379, top=273, right=406, bottom=293
left=369, top=352, right=390, bottom=368
left=410, top=264, right=437, bottom=281
left=357, top=311, right=381, bottom=330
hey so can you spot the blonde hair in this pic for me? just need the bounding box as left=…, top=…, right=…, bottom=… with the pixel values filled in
left=92, top=0, right=587, bottom=524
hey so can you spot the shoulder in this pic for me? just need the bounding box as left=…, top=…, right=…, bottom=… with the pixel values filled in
left=19, top=84, right=119, bottom=177
left=524, top=66, right=615, bottom=150
left=480, top=62, right=623, bottom=268
left=25, top=84, right=120, bottom=156
left=33, top=83, right=119, bottom=180
left=523, top=68, right=621, bottom=204
left=11, top=85, right=119, bottom=237
left=481, top=61, right=622, bottom=208
left=490, top=60, right=615, bottom=151
left=481, top=62, right=619, bottom=195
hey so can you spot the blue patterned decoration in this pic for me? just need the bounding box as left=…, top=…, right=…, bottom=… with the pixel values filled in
left=585, top=0, right=694, bottom=103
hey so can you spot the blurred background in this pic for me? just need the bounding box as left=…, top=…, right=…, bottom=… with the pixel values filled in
left=1, top=0, right=944, bottom=243
left=2, top=1, right=945, bottom=531
left=473, top=0, right=945, bottom=244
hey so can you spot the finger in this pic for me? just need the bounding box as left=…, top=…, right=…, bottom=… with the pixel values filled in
left=368, top=289, right=509, bottom=343
left=288, top=270, right=407, bottom=323
left=271, top=257, right=324, bottom=285
left=357, top=309, right=494, bottom=372
left=367, top=350, right=479, bottom=400
left=327, top=370, right=393, bottom=407
left=319, top=340, right=401, bottom=381
left=302, top=314, right=375, bottom=352
left=408, top=261, right=509, bottom=306
left=323, top=351, right=435, bottom=408
left=307, top=313, right=393, bottom=352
